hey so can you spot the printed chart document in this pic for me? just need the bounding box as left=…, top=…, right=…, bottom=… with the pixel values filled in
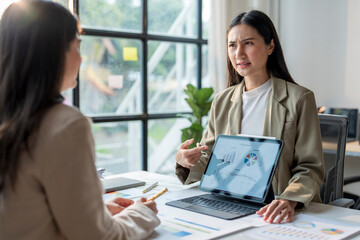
left=148, top=215, right=249, bottom=240
left=103, top=173, right=264, bottom=239
left=242, top=213, right=360, bottom=240
left=144, top=187, right=252, bottom=239
left=148, top=204, right=251, bottom=240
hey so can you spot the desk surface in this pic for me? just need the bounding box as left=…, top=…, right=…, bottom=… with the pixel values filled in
left=221, top=202, right=360, bottom=240
left=323, top=140, right=360, bottom=157
left=113, top=171, right=360, bottom=240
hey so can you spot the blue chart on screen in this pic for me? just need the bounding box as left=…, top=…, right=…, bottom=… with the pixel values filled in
left=244, top=153, right=257, bottom=166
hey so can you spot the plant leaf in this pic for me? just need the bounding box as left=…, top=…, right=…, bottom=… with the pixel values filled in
left=196, top=88, right=214, bottom=104
left=185, top=98, right=201, bottom=119
left=181, top=85, right=214, bottom=148
left=181, top=128, right=193, bottom=143
left=181, top=124, right=203, bottom=149
left=184, top=89, right=194, bottom=99
left=200, top=101, right=213, bottom=116
left=187, top=84, right=197, bottom=96
left=189, top=122, right=203, bottom=131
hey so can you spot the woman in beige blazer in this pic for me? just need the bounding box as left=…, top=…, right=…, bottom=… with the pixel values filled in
left=175, top=10, right=324, bottom=224
left=0, top=1, right=159, bottom=239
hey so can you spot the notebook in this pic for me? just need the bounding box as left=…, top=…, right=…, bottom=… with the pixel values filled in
left=101, top=176, right=145, bottom=193
left=166, top=134, right=283, bottom=220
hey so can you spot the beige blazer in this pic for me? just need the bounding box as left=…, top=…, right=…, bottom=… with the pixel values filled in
left=176, top=77, right=325, bottom=207
left=0, top=104, right=160, bottom=240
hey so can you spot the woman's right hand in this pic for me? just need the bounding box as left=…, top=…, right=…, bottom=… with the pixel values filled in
left=176, top=139, right=208, bottom=169
left=136, top=197, right=158, bottom=214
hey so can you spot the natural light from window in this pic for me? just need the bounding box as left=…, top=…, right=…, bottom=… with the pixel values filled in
left=0, top=0, right=17, bottom=19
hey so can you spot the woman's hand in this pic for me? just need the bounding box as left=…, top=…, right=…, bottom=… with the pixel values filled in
left=106, top=197, right=134, bottom=215
left=256, top=199, right=297, bottom=224
left=136, top=197, right=158, bottom=214
left=176, top=139, right=208, bottom=168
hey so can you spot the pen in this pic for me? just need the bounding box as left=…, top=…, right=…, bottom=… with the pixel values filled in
left=142, top=182, right=158, bottom=194
left=146, top=188, right=168, bottom=202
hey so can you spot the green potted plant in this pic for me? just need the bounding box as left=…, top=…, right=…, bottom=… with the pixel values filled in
left=179, top=84, right=214, bottom=149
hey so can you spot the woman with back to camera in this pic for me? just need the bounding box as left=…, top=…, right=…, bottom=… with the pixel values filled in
left=175, top=10, right=324, bottom=224
left=0, top=1, right=159, bottom=239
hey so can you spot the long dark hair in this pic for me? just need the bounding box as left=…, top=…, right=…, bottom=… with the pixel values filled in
left=0, top=1, right=78, bottom=192
left=226, top=10, right=295, bottom=87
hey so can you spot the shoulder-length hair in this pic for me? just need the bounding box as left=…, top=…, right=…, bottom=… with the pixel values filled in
left=226, top=10, right=295, bottom=87
left=0, top=1, right=78, bottom=191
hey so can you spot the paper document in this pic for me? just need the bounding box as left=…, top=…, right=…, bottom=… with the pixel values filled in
left=242, top=213, right=360, bottom=240
left=339, top=215, right=360, bottom=224
left=144, top=188, right=253, bottom=240
left=148, top=208, right=251, bottom=240
left=103, top=172, right=199, bottom=202
left=103, top=183, right=183, bottom=202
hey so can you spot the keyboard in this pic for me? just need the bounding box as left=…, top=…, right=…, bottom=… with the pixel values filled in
left=179, top=195, right=258, bottom=215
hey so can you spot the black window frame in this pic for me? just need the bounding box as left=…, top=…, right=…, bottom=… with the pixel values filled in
left=72, top=0, right=208, bottom=172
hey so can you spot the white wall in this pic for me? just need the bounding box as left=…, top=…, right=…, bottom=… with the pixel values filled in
left=279, top=0, right=360, bottom=108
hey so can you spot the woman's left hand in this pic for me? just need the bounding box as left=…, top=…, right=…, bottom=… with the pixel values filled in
left=105, top=197, right=134, bottom=215
left=256, top=199, right=297, bottom=224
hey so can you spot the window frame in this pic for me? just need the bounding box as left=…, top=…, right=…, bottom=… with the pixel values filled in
left=72, top=0, right=208, bottom=171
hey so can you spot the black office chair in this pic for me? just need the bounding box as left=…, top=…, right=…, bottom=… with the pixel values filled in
left=344, top=176, right=360, bottom=209
left=318, top=114, right=355, bottom=207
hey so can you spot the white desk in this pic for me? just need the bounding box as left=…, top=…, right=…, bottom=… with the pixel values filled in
left=108, top=171, right=360, bottom=240
left=220, top=203, right=360, bottom=240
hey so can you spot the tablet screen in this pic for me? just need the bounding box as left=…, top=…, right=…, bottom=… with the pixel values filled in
left=199, top=135, right=283, bottom=202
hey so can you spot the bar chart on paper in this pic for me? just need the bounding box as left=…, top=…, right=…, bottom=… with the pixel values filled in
left=260, top=225, right=332, bottom=239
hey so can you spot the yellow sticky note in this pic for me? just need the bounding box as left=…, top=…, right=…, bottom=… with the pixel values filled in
left=123, top=47, right=138, bottom=61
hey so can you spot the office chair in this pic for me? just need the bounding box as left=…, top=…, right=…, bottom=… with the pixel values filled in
left=318, top=114, right=355, bottom=207
left=344, top=176, right=360, bottom=209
